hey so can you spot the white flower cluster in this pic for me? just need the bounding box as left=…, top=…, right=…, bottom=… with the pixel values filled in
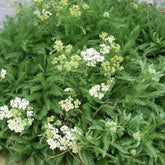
left=10, top=97, right=29, bottom=110
left=45, top=124, right=81, bottom=153
left=7, top=117, right=27, bottom=133
left=99, top=44, right=110, bottom=54
left=42, top=9, right=52, bottom=16
left=34, top=9, right=52, bottom=21
left=105, top=35, right=115, bottom=43
left=103, top=12, right=109, bottom=17
left=0, top=97, right=34, bottom=133
left=89, top=79, right=115, bottom=99
left=59, top=96, right=81, bottom=112
left=64, top=88, right=74, bottom=92
left=81, top=48, right=105, bottom=67
left=0, top=106, right=12, bottom=120
left=0, top=69, right=7, bottom=79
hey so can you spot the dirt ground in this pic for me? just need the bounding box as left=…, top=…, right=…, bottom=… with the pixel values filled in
left=0, top=154, right=5, bottom=165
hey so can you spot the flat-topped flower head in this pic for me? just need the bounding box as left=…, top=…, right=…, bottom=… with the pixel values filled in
left=103, top=12, right=109, bottom=17
left=99, top=32, right=108, bottom=41
left=59, top=0, right=68, bottom=6
left=44, top=123, right=81, bottom=153
left=0, top=69, right=7, bottom=79
left=82, top=4, right=89, bottom=10
left=53, top=40, right=64, bottom=52
left=59, top=96, right=81, bottom=112
left=7, top=117, right=26, bottom=133
left=69, top=5, right=81, bottom=17
left=99, top=44, right=110, bottom=54
left=0, top=97, right=34, bottom=133
left=81, top=48, right=104, bottom=67
left=10, top=97, right=29, bottom=110
left=0, top=106, right=12, bottom=120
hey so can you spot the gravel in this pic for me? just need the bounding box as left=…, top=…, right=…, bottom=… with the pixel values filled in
left=0, top=0, right=32, bottom=28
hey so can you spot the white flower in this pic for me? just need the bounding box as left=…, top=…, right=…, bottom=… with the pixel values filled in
left=60, top=125, right=69, bottom=132
left=0, top=69, right=7, bottom=79
left=10, top=97, right=29, bottom=110
left=59, top=97, right=80, bottom=112
left=100, top=44, right=110, bottom=54
left=103, top=12, right=109, bottom=17
left=0, top=97, right=34, bottom=133
left=87, top=60, right=96, bottom=67
left=42, top=9, right=52, bottom=16
left=7, top=117, right=26, bottom=133
left=27, top=118, right=34, bottom=125
left=47, top=139, right=60, bottom=150
left=46, top=123, right=55, bottom=130
left=45, top=125, right=80, bottom=153
left=0, top=106, right=12, bottom=120
left=81, top=48, right=105, bottom=67
left=64, top=88, right=74, bottom=92
left=71, top=141, right=79, bottom=153
left=101, top=83, right=110, bottom=92
left=27, top=111, right=33, bottom=117
left=98, top=93, right=104, bottom=99
left=74, top=99, right=81, bottom=108
left=0, top=105, right=8, bottom=111
left=89, top=81, right=113, bottom=99
left=89, top=85, right=101, bottom=97
left=33, top=10, right=40, bottom=16
left=106, top=36, right=115, bottom=43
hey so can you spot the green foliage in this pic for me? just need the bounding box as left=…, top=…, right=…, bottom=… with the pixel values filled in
left=0, top=0, right=165, bottom=164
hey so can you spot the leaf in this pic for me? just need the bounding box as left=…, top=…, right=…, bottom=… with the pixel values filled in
left=81, top=150, right=94, bottom=165
left=33, top=143, right=47, bottom=150
left=32, top=43, right=47, bottom=55
left=144, top=142, right=158, bottom=161
left=48, top=85, right=63, bottom=97
left=26, top=156, right=35, bottom=165
left=150, top=133, right=165, bottom=140
left=9, top=145, right=32, bottom=154
left=55, top=154, right=65, bottom=165
left=26, top=93, right=41, bottom=102
left=30, top=85, right=42, bottom=94
left=38, top=64, right=45, bottom=72
left=38, top=105, right=48, bottom=120
left=110, top=142, right=128, bottom=154
left=103, top=132, right=111, bottom=157
left=116, top=72, right=136, bottom=82
left=88, top=125, right=103, bottom=130
left=82, top=103, right=92, bottom=118
left=65, top=155, right=73, bottom=165
left=130, top=25, right=141, bottom=40
left=7, top=154, right=22, bottom=165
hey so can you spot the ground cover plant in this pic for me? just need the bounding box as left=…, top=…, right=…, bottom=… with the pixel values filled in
left=0, top=0, right=165, bottom=164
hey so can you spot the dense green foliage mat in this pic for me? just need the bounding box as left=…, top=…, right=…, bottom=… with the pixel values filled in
left=0, top=0, right=165, bottom=164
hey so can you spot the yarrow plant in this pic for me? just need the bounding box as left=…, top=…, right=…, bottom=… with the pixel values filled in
left=0, top=97, right=34, bottom=133
left=59, top=96, right=81, bottom=112
left=0, top=0, right=165, bottom=165
left=89, top=79, right=115, bottom=99
left=81, top=48, right=105, bottom=67
left=44, top=122, right=81, bottom=153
